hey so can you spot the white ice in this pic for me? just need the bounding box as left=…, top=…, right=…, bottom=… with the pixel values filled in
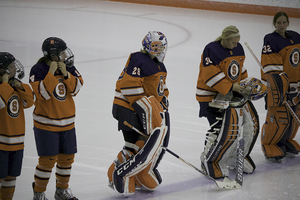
left=0, top=0, right=300, bottom=199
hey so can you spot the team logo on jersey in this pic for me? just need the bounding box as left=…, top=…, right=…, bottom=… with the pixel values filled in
left=53, top=81, right=67, bottom=101
left=227, top=60, right=240, bottom=81
left=157, top=75, right=164, bottom=96
left=289, top=48, right=300, bottom=68
left=7, top=95, right=20, bottom=118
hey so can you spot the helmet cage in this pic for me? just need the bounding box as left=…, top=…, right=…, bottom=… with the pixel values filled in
left=58, top=48, right=74, bottom=67
left=142, top=31, right=168, bottom=62
left=0, top=52, right=25, bottom=79
left=9, top=60, right=25, bottom=79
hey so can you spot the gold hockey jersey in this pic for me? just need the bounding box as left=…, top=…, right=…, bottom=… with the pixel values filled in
left=0, top=82, right=34, bottom=151
left=29, top=62, right=83, bottom=132
left=260, top=30, right=300, bottom=90
left=196, top=41, right=248, bottom=102
left=113, top=51, right=169, bottom=111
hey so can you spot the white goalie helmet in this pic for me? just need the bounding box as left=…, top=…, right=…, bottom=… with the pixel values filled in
left=240, top=77, right=268, bottom=100
left=142, top=31, right=168, bottom=62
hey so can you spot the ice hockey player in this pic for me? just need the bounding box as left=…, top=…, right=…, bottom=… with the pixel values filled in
left=107, top=31, right=170, bottom=196
left=29, top=37, right=83, bottom=200
left=260, top=11, right=300, bottom=162
left=0, top=52, right=34, bottom=200
left=196, top=25, right=267, bottom=179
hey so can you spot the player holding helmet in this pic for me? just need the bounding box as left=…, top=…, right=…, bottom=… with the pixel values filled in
left=29, top=37, right=83, bottom=200
left=107, top=31, right=170, bottom=196
left=0, top=52, right=33, bottom=200
left=196, top=25, right=266, bottom=179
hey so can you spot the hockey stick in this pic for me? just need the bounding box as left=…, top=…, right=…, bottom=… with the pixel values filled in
left=244, top=42, right=300, bottom=126
left=123, top=121, right=241, bottom=189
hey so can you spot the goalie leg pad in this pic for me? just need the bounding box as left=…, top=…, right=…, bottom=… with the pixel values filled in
left=265, top=72, right=289, bottom=107
left=112, top=121, right=168, bottom=195
left=202, top=106, right=243, bottom=179
left=136, top=165, right=161, bottom=191
left=236, top=101, right=259, bottom=173
left=132, top=96, right=164, bottom=135
left=287, top=103, right=300, bottom=153
left=261, top=106, right=291, bottom=158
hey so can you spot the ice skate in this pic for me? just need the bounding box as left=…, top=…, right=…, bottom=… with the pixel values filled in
left=54, top=187, right=78, bottom=200
left=265, top=156, right=283, bottom=163
left=32, top=182, right=48, bottom=200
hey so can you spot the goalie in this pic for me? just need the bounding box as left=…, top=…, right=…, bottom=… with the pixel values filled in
left=107, top=31, right=170, bottom=196
left=196, top=25, right=267, bottom=179
left=260, top=12, right=300, bottom=162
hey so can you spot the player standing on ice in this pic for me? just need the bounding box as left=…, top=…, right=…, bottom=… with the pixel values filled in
left=196, top=25, right=267, bottom=179
left=260, top=12, right=300, bottom=162
left=29, top=37, right=83, bottom=200
left=107, top=31, right=170, bottom=196
left=0, top=52, right=33, bottom=200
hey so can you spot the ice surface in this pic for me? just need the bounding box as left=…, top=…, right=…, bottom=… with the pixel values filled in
left=0, top=0, right=300, bottom=199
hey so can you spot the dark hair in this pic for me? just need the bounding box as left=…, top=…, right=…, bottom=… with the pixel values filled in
left=273, top=12, right=289, bottom=27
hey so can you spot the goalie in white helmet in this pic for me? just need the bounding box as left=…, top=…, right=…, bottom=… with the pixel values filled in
left=108, top=31, right=170, bottom=196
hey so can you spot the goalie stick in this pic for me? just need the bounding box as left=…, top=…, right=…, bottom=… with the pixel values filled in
left=244, top=42, right=300, bottom=126
left=123, top=121, right=242, bottom=189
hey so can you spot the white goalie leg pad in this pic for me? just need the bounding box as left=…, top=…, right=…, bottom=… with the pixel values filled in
left=202, top=106, right=243, bottom=179
left=227, top=101, right=258, bottom=174
left=113, top=112, right=168, bottom=194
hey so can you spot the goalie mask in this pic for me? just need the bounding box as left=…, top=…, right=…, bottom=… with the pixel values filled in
left=142, top=31, right=168, bottom=62
left=42, top=37, right=74, bottom=67
left=0, top=52, right=25, bottom=80
left=240, top=77, right=268, bottom=101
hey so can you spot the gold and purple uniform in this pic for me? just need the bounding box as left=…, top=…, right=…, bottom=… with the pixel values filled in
left=260, top=30, right=300, bottom=158
left=0, top=81, right=33, bottom=151
left=196, top=41, right=248, bottom=103
left=29, top=63, right=83, bottom=132
left=113, top=51, right=169, bottom=110
left=261, top=30, right=300, bottom=89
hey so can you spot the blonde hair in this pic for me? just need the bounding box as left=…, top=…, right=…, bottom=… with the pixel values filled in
left=215, top=25, right=240, bottom=42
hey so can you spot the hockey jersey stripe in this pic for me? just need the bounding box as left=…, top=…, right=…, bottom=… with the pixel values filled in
left=263, top=65, right=283, bottom=73
left=0, top=95, right=5, bottom=109
left=121, top=87, right=144, bottom=96
left=206, top=72, right=226, bottom=87
left=39, top=80, right=51, bottom=100
left=196, top=89, right=216, bottom=96
left=115, top=91, right=127, bottom=101
left=71, top=78, right=83, bottom=96
left=0, top=134, right=24, bottom=144
left=33, top=113, right=75, bottom=126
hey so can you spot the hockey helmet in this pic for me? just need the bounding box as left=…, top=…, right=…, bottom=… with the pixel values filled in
left=42, top=37, right=74, bottom=67
left=142, top=31, right=168, bottom=62
left=0, top=52, right=24, bottom=79
left=240, top=77, right=268, bottom=100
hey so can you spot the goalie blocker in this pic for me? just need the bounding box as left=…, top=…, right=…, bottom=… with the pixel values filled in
left=201, top=92, right=260, bottom=179
left=108, top=96, right=170, bottom=196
